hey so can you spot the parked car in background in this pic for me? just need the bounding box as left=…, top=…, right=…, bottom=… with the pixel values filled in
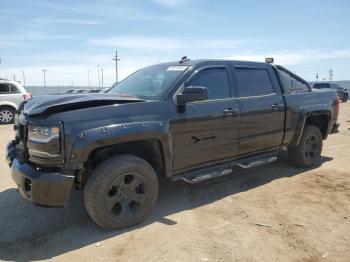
left=66, top=89, right=89, bottom=94
left=0, top=80, right=31, bottom=124
left=88, top=89, right=102, bottom=93
left=313, top=82, right=348, bottom=102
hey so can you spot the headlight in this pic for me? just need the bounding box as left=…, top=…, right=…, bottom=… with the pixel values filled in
left=28, top=126, right=60, bottom=143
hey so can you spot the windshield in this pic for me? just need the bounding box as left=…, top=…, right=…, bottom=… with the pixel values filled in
left=108, top=64, right=188, bottom=100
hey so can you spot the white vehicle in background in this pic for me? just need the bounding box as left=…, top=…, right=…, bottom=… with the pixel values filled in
left=0, top=80, right=31, bottom=124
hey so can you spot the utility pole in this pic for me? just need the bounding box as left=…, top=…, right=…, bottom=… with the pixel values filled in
left=22, top=71, right=26, bottom=86
left=315, top=73, right=319, bottom=81
left=42, top=69, right=47, bottom=87
left=88, top=70, right=90, bottom=88
left=328, top=68, right=334, bottom=81
left=13, top=74, right=16, bottom=81
left=112, top=50, right=121, bottom=84
left=97, top=65, right=100, bottom=87
left=101, top=67, right=104, bottom=88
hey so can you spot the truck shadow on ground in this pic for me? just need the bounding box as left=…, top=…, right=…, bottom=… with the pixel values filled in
left=0, top=153, right=332, bottom=261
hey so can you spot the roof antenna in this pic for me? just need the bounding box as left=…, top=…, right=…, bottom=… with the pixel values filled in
left=179, top=56, right=190, bottom=64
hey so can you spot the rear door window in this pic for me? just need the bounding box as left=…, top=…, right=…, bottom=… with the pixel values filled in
left=235, top=68, right=274, bottom=97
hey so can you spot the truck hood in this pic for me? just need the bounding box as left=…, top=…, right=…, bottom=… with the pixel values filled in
left=23, top=93, right=144, bottom=116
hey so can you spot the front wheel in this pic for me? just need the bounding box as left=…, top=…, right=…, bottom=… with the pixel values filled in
left=84, top=155, right=159, bottom=230
left=288, top=125, right=323, bottom=167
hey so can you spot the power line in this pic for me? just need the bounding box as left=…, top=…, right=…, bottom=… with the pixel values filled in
left=22, top=71, right=26, bottom=86
left=328, top=68, right=334, bottom=81
left=42, top=69, right=47, bottom=87
left=112, top=50, right=121, bottom=83
left=101, top=67, right=104, bottom=88
left=88, top=70, right=90, bottom=88
left=97, top=65, right=100, bottom=87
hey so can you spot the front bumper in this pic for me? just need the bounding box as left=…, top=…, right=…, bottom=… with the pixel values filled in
left=6, top=141, right=74, bottom=207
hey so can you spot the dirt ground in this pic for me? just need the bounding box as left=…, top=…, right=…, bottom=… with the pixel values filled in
left=0, top=103, right=349, bottom=262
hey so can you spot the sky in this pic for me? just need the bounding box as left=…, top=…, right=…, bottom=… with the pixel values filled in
left=0, top=0, right=350, bottom=86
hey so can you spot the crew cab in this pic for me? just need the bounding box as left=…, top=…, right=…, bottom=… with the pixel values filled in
left=6, top=58, right=339, bottom=229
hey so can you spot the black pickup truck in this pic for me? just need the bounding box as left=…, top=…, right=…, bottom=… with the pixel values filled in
left=6, top=58, right=339, bottom=229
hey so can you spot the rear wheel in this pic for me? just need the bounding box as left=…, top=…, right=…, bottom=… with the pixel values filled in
left=288, top=125, right=323, bottom=167
left=84, top=155, right=159, bottom=230
left=0, top=106, right=15, bottom=124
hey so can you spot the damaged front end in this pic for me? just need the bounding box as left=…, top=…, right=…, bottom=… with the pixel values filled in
left=7, top=104, right=74, bottom=207
left=6, top=93, right=146, bottom=207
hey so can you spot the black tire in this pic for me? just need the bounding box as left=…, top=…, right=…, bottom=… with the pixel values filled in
left=84, top=155, right=159, bottom=230
left=288, top=125, right=323, bottom=167
left=341, top=94, right=348, bottom=103
left=0, top=106, right=15, bottom=124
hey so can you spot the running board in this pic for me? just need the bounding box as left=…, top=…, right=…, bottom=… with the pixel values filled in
left=236, top=157, right=277, bottom=169
left=172, top=152, right=279, bottom=184
left=172, top=168, right=232, bottom=184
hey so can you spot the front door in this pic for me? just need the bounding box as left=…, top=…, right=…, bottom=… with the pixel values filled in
left=170, top=65, right=240, bottom=172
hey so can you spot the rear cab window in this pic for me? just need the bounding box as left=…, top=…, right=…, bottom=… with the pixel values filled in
left=276, top=67, right=310, bottom=94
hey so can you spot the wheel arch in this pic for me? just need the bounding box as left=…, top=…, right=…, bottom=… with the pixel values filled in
left=0, top=102, right=18, bottom=111
left=68, top=121, right=173, bottom=185
left=290, top=110, right=331, bottom=146
left=86, top=138, right=166, bottom=175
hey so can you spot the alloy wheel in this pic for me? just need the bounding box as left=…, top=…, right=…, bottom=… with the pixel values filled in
left=105, top=172, right=148, bottom=218
left=305, top=134, right=319, bottom=160
left=0, top=110, right=13, bottom=123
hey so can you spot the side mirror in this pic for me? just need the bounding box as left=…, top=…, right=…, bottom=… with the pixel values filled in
left=176, top=86, right=208, bottom=105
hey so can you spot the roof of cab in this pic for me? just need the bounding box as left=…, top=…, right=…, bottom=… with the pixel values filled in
left=156, top=59, right=269, bottom=67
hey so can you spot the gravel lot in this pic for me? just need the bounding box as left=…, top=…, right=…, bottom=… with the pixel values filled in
left=0, top=103, right=349, bottom=262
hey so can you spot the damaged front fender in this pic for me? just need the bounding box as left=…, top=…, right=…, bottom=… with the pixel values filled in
left=67, top=121, right=173, bottom=176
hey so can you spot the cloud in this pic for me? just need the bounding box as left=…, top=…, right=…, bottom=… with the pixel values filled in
left=89, top=36, right=182, bottom=50
left=0, top=31, right=77, bottom=47
left=149, top=0, right=191, bottom=7
left=88, top=36, right=239, bottom=51
left=226, top=49, right=350, bottom=65
left=34, top=1, right=190, bottom=22
left=34, top=17, right=104, bottom=25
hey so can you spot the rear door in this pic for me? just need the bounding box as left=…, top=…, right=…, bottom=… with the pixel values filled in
left=231, top=64, right=285, bottom=155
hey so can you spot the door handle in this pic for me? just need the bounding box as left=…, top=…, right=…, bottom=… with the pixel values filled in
left=223, top=108, right=239, bottom=116
left=271, top=103, right=282, bottom=111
